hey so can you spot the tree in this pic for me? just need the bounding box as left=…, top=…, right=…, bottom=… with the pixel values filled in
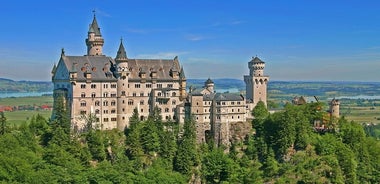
left=0, top=112, right=7, bottom=135
left=174, top=118, right=198, bottom=176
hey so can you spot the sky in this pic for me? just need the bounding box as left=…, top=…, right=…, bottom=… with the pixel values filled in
left=1, top=0, right=380, bottom=82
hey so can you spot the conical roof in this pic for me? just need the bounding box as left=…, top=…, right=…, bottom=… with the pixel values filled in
left=89, top=15, right=101, bottom=36
left=179, top=66, right=186, bottom=79
left=205, top=78, right=214, bottom=84
left=115, top=39, right=127, bottom=60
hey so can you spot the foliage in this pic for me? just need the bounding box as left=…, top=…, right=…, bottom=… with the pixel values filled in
left=0, top=102, right=380, bottom=183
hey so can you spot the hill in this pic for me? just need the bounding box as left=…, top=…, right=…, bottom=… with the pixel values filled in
left=0, top=78, right=53, bottom=93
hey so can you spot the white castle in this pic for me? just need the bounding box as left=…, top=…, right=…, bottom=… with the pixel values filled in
left=51, top=15, right=269, bottom=145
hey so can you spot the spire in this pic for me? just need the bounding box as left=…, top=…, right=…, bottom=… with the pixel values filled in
left=89, top=13, right=101, bottom=36
left=116, top=38, right=127, bottom=60
left=180, top=66, right=186, bottom=79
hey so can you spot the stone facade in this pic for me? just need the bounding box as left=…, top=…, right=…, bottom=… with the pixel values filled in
left=51, top=15, right=270, bottom=147
left=52, top=15, right=186, bottom=131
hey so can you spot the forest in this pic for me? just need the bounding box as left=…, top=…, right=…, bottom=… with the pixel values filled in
left=0, top=100, right=380, bottom=183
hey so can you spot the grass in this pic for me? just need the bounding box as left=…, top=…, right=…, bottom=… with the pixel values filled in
left=0, top=96, right=53, bottom=126
left=4, top=110, right=52, bottom=126
left=0, top=96, right=53, bottom=107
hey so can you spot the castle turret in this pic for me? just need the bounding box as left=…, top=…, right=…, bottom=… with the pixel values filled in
left=204, top=78, right=214, bottom=93
left=179, top=66, right=187, bottom=101
left=329, top=99, right=340, bottom=118
left=115, top=39, right=129, bottom=130
left=244, top=56, right=269, bottom=107
left=85, top=14, right=104, bottom=56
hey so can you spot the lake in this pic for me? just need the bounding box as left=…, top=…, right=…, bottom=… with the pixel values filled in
left=0, top=92, right=53, bottom=98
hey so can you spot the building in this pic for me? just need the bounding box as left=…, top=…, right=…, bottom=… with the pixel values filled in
left=51, top=15, right=270, bottom=146
left=179, top=57, right=269, bottom=146
left=51, top=15, right=186, bottom=131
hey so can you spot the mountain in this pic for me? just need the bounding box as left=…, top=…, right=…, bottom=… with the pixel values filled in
left=0, top=78, right=53, bottom=92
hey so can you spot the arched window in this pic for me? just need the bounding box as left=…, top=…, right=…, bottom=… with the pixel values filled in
left=81, top=93, right=86, bottom=98
left=172, top=100, right=176, bottom=105
left=103, top=101, right=108, bottom=106
left=140, top=100, right=144, bottom=105
left=95, top=101, right=100, bottom=106
left=111, top=100, right=116, bottom=106
left=128, top=100, right=134, bottom=105
left=80, top=101, right=86, bottom=107
left=172, top=92, right=176, bottom=96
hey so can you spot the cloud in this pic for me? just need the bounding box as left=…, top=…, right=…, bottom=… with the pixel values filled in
left=135, top=51, right=189, bottom=59
left=185, top=34, right=206, bottom=41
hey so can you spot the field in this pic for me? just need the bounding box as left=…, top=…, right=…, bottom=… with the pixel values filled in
left=1, top=80, right=380, bottom=125
left=0, top=96, right=53, bottom=125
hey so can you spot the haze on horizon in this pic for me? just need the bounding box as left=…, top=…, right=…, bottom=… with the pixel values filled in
left=1, top=0, right=380, bottom=82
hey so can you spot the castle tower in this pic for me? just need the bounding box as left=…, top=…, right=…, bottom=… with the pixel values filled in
left=115, top=39, right=129, bottom=130
left=204, top=78, right=214, bottom=93
left=244, top=56, right=269, bottom=107
left=179, top=66, right=187, bottom=101
left=329, top=99, right=340, bottom=118
left=85, top=14, right=104, bottom=56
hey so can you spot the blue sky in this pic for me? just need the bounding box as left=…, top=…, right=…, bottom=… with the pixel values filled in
left=1, top=0, right=380, bottom=81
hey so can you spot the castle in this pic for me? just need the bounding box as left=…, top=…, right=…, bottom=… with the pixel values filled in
left=51, top=15, right=269, bottom=146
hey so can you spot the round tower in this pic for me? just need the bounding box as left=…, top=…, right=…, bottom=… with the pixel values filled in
left=329, top=99, right=340, bottom=118
left=85, top=14, right=104, bottom=56
left=248, top=56, right=265, bottom=77
left=204, top=78, right=214, bottom=93
left=115, top=39, right=129, bottom=130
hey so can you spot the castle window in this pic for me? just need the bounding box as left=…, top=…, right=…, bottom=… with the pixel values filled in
left=128, top=100, right=134, bottom=105
left=81, top=84, right=86, bottom=89
left=146, top=84, right=152, bottom=88
left=141, top=109, right=144, bottom=113
left=165, top=108, right=169, bottom=113
left=217, top=102, right=221, bottom=105
left=95, top=101, right=100, bottom=106
left=111, top=84, right=117, bottom=88
left=111, top=101, right=116, bottom=106
left=231, top=102, right=235, bottom=105
left=122, top=117, right=125, bottom=120
left=80, top=110, right=87, bottom=115
left=104, top=118, right=109, bottom=122
left=238, top=116, right=240, bottom=119
left=140, top=92, right=144, bottom=96
left=172, top=100, right=176, bottom=105
left=81, top=93, right=86, bottom=98
left=80, top=101, right=86, bottom=107
left=103, top=92, right=108, bottom=97
left=122, top=100, right=125, bottom=104
left=157, top=84, right=162, bottom=88
left=95, top=109, right=100, bottom=114
left=103, top=84, right=108, bottom=88
left=168, top=84, right=173, bottom=88
left=133, top=92, right=136, bottom=97
left=172, top=92, right=176, bottom=96
left=158, top=92, right=162, bottom=96
left=232, top=116, right=234, bottom=119
left=140, top=100, right=144, bottom=105
left=91, top=84, right=96, bottom=89
left=135, top=84, right=141, bottom=88
left=111, top=118, right=117, bottom=121
left=111, top=93, right=117, bottom=97
left=172, top=108, right=176, bottom=112
left=103, top=110, right=108, bottom=114
left=237, top=102, right=241, bottom=105
left=121, top=91, right=126, bottom=96
left=232, top=109, right=234, bottom=112
left=222, top=102, right=226, bottom=105
left=91, top=93, right=96, bottom=98
left=238, top=109, right=240, bottom=112
left=111, top=109, right=116, bottom=114
left=103, top=101, right=108, bottom=106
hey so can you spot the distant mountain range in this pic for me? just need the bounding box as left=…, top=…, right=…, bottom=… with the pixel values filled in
left=1, top=78, right=380, bottom=100
left=0, top=78, right=53, bottom=93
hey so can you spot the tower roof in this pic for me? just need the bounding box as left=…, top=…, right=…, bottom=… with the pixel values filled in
left=180, top=66, right=186, bottom=79
left=89, top=15, right=101, bottom=36
left=205, top=78, right=214, bottom=84
left=115, top=39, right=127, bottom=60
left=250, top=56, right=265, bottom=64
